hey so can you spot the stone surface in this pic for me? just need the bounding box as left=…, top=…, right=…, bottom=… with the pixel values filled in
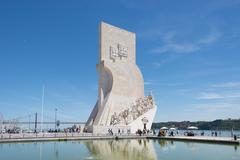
left=85, top=22, right=157, bottom=134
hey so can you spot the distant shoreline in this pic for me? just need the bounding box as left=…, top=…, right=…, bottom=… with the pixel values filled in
left=152, top=119, right=240, bottom=130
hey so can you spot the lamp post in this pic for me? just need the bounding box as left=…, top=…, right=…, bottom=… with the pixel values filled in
left=55, top=108, right=57, bottom=131
left=34, top=112, right=37, bottom=133
left=0, top=113, right=3, bottom=135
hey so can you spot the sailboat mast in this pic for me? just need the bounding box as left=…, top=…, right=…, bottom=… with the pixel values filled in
left=41, top=85, right=45, bottom=133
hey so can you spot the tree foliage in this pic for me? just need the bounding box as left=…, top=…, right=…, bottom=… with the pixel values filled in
left=152, top=119, right=240, bottom=130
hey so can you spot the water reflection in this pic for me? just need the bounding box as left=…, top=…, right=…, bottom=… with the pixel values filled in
left=39, top=143, right=42, bottom=160
left=53, top=142, right=59, bottom=160
left=85, top=139, right=157, bottom=160
left=155, top=140, right=177, bottom=152
left=234, top=145, right=238, bottom=152
left=0, top=139, right=239, bottom=160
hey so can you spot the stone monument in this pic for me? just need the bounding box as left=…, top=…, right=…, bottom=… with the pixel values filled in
left=85, top=22, right=157, bottom=134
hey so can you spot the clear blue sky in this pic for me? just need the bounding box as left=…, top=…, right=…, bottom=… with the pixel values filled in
left=0, top=0, right=240, bottom=122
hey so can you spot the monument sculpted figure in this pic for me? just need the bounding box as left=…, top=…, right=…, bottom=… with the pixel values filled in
left=85, top=22, right=157, bottom=134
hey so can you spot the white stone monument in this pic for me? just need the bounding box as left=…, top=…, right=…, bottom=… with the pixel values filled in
left=85, top=22, right=157, bottom=134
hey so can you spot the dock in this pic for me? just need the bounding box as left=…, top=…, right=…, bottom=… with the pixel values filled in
left=0, top=133, right=239, bottom=145
left=148, top=135, right=240, bottom=145
left=0, top=133, right=146, bottom=143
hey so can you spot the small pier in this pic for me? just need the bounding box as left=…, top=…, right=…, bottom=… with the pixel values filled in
left=148, top=135, right=240, bottom=145
left=0, top=133, right=146, bottom=143
left=0, top=133, right=239, bottom=145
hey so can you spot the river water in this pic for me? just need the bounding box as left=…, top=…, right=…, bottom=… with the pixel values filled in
left=0, top=139, right=239, bottom=160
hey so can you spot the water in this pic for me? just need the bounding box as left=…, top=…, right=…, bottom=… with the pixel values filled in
left=0, top=139, right=239, bottom=160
